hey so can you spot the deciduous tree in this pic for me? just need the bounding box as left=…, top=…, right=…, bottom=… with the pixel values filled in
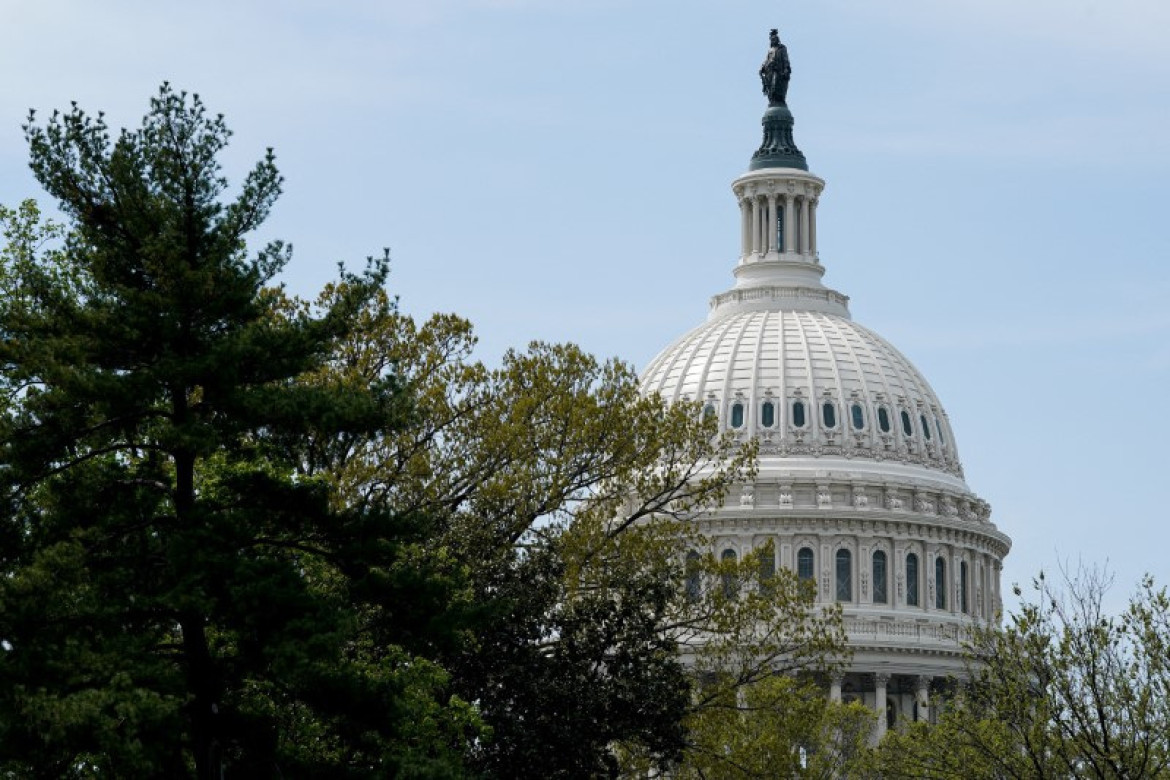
left=871, top=567, right=1170, bottom=779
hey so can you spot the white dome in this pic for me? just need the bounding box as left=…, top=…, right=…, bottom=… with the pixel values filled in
left=640, top=308, right=964, bottom=480
left=641, top=36, right=1011, bottom=709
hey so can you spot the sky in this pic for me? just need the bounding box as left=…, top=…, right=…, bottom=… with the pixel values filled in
left=2, top=0, right=1168, bottom=608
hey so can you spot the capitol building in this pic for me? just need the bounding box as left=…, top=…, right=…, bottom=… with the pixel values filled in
left=639, top=30, right=1012, bottom=737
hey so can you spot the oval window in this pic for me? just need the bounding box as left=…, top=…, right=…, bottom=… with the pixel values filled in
left=900, top=410, right=913, bottom=437
left=792, top=400, right=806, bottom=428
left=935, top=417, right=946, bottom=446
left=851, top=403, right=864, bottom=430
left=822, top=402, right=836, bottom=428
left=703, top=403, right=716, bottom=421
left=921, top=414, right=931, bottom=440
left=761, top=401, right=775, bottom=428
left=877, top=406, right=891, bottom=433
left=731, top=403, right=745, bottom=428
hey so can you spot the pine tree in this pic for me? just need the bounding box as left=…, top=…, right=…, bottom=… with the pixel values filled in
left=0, top=86, right=472, bottom=778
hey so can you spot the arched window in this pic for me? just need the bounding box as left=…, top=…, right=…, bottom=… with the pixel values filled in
left=836, top=549, right=852, bottom=602
left=797, top=547, right=815, bottom=582
left=685, top=551, right=702, bottom=602
left=960, top=561, right=969, bottom=614
left=935, top=417, right=946, bottom=446
left=776, top=206, right=785, bottom=252
left=703, top=403, right=717, bottom=421
left=906, top=553, right=920, bottom=607
left=901, top=410, right=913, bottom=437
left=721, top=549, right=738, bottom=598
left=877, top=406, right=891, bottom=433
left=872, top=550, right=888, bottom=604
left=730, top=402, right=745, bottom=429
left=935, top=557, right=947, bottom=610
left=761, top=400, right=776, bottom=428
left=822, top=402, right=837, bottom=428
left=851, top=403, right=865, bottom=430
left=792, top=400, right=806, bottom=428
left=921, top=414, right=932, bottom=440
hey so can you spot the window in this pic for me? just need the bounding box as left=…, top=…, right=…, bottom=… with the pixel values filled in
left=935, top=557, right=947, bottom=610
left=761, top=400, right=776, bottom=428
left=703, top=403, right=716, bottom=421
left=685, top=551, right=702, bottom=602
left=776, top=207, right=785, bottom=251
left=792, top=400, right=806, bottom=428
left=872, top=550, right=888, bottom=604
left=731, top=402, right=745, bottom=428
left=836, top=549, right=852, bottom=602
left=758, top=546, right=776, bottom=590
left=851, top=403, right=865, bottom=430
left=721, top=549, right=738, bottom=598
left=960, top=561, right=969, bottom=614
left=878, top=406, right=891, bottom=433
left=822, top=402, right=837, bottom=428
left=935, top=417, right=946, bottom=446
left=921, top=414, right=932, bottom=440
left=906, top=553, right=919, bottom=606
left=797, top=547, right=815, bottom=582
left=901, top=410, right=913, bottom=437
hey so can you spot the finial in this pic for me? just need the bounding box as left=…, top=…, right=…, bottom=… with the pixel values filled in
left=759, top=28, right=791, bottom=107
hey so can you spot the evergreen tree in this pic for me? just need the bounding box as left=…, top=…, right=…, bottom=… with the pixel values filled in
left=0, top=86, right=475, bottom=778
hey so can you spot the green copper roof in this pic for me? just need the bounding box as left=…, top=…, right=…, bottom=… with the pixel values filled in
left=749, top=103, right=808, bottom=171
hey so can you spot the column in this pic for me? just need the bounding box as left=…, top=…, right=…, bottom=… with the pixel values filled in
left=874, top=674, right=890, bottom=738
left=783, top=193, right=795, bottom=253
left=800, top=196, right=811, bottom=255
left=751, top=197, right=761, bottom=256
left=765, top=193, right=778, bottom=254
left=809, top=198, right=818, bottom=257
left=953, top=553, right=961, bottom=615
left=829, top=672, right=844, bottom=703
left=914, top=676, right=930, bottom=723
left=739, top=198, right=749, bottom=259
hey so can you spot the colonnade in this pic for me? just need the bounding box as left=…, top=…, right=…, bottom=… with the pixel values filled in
left=738, top=192, right=818, bottom=259
left=829, top=672, right=937, bottom=737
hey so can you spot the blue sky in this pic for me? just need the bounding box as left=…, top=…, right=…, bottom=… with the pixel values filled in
left=2, top=0, right=1168, bottom=605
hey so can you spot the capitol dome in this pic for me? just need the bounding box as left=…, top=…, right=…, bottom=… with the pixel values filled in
left=641, top=308, right=964, bottom=480
left=640, top=29, right=1010, bottom=732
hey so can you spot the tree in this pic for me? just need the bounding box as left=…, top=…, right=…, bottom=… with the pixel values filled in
left=672, top=672, right=873, bottom=780
left=0, top=84, right=855, bottom=777
left=285, top=292, right=853, bottom=778
left=0, top=86, right=477, bottom=777
left=871, top=567, right=1170, bottom=779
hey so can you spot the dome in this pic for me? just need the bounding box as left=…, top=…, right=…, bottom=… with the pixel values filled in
left=641, top=308, right=964, bottom=481
left=636, top=30, right=1010, bottom=711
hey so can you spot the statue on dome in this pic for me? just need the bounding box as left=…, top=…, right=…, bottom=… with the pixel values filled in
left=759, top=28, right=791, bottom=107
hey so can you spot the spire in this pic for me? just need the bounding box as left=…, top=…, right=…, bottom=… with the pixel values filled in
left=750, top=29, right=807, bottom=171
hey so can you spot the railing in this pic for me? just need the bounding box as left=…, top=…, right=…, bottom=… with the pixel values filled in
left=843, top=618, right=968, bottom=646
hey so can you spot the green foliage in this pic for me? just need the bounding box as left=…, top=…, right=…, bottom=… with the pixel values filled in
left=280, top=294, right=854, bottom=778
left=0, top=86, right=474, bottom=778
left=871, top=568, right=1170, bottom=779
left=673, top=673, right=872, bottom=779
left=0, top=84, right=855, bottom=779
left=277, top=294, right=742, bottom=776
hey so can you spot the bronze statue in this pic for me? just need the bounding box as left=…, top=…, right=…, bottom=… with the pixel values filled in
left=759, top=28, right=791, bottom=107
